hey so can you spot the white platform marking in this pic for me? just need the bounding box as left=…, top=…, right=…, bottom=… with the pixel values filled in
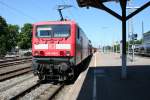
left=94, top=52, right=97, bottom=67
left=93, top=52, right=97, bottom=100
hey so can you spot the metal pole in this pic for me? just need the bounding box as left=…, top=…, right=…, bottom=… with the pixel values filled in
left=116, top=42, right=118, bottom=53
left=112, top=43, right=114, bottom=53
left=121, top=0, right=127, bottom=79
left=127, top=6, right=140, bottom=62
left=127, top=0, right=131, bottom=59
left=142, top=21, right=144, bottom=44
left=128, top=18, right=130, bottom=58
left=120, top=40, right=122, bottom=57
left=131, top=16, right=134, bottom=62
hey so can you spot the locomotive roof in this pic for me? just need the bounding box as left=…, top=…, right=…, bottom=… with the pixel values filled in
left=33, top=20, right=76, bottom=25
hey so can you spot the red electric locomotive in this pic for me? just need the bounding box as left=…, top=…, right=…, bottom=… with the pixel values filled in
left=32, top=20, right=92, bottom=81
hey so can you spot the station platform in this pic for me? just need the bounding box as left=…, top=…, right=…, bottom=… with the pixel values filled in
left=76, top=52, right=150, bottom=100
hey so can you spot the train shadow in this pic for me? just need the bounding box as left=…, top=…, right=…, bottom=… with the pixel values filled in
left=77, top=65, right=150, bottom=100
left=136, top=54, right=150, bottom=57
left=66, top=54, right=93, bottom=85
left=76, top=55, right=93, bottom=74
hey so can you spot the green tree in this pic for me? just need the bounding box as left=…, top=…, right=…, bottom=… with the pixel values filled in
left=7, top=24, right=19, bottom=50
left=18, top=23, right=32, bottom=49
left=134, top=39, right=142, bottom=44
left=114, top=44, right=120, bottom=52
left=0, top=16, right=9, bottom=56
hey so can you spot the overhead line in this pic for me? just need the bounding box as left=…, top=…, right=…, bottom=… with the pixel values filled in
left=62, top=0, right=77, bottom=21
left=0, top=1, right=37, bottom=21
left=30, top=0, right=49, bottom=15
left=61, top=0, right=66, bottom=4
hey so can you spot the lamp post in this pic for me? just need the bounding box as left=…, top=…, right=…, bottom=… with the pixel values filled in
left=127, top=6, right=140, bottom=62
left=15, top=46, right=19, bottom=57
left=115, top=41, right=119, bottom=53
left=142, top=21, right=144, bottom=44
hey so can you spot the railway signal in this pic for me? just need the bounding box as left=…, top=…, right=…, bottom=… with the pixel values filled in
left=132, top=34, right=137, bottom=40
left=129, top=34, right=137, bottom=40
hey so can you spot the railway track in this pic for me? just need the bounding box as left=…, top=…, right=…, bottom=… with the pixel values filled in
left=0, top=74, right=35, bottom=93
left=10, top=82, right=64, bottom=100
left=0, top=74, right=64, bottom=100
left=0, top=58, right=32, bottom=81
left=0, top=66, right=32, bottom=82
left=10, top=81, right=41, bottom=100
left=0, top=57, right=32, bottom=63
left=35, top=84, right=64, bottom=100
left=0, top=57, right=32, bottom=68
left=0, top=57, right=65, bottom=100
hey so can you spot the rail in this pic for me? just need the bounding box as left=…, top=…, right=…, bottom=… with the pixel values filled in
left=0, top=58, right=32, bottom=68
left=10, top=82, right=64, bottom=100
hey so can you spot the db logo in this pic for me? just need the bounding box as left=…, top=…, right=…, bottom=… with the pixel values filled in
left=49, top=44, right=56, bottom=49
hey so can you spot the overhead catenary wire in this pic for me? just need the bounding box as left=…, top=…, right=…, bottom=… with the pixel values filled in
left=30, top=0, right=51, bottom=16
left=59, top=0, right=71, bottom=20
left=68, top=0, right=84, bottom=23
left=61, top=0, right=66, bottom=4
left=0, top=1, right=37, bottom=21
left=61, top=0, right=77, bottom=21
left=65, top=0, right=77, bottom=20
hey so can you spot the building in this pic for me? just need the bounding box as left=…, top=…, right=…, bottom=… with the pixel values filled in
left=143, top=31, right=150, bottom=44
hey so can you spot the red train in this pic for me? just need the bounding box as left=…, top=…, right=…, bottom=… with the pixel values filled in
left=32, top=20, right=92, bottom=81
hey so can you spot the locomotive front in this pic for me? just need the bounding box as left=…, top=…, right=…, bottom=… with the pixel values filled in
left=32, top=21, right=76, bottom=81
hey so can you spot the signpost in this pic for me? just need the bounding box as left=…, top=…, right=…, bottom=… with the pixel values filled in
left=127, top=5, right=139, bottom=62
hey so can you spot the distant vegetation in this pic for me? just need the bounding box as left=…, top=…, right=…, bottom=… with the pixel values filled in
left=0, top=16, right=32, bottom=56
left=113, top=39, right=142, bottom=52
left=17, top=23, right=32, bottom=49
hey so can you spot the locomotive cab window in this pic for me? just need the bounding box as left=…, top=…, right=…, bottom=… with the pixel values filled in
left=36, top=25, right=70, bottom=38
left=37, top=26, right=52, bottom=37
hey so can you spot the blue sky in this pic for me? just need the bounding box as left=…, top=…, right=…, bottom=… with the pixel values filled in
left=0, top=0, right=149, bottom=47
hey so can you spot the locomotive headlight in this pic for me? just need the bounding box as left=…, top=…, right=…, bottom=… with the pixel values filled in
left=66, top=51, right=70, bottom=56
left=34, top=51, right=39, bottom=56
left=60, top=51, right=65, bottom=56
left=40, top=51, right=45, bottom=56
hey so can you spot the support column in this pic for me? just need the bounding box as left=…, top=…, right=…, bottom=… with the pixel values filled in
left=121, top=0, right=127, bottom=79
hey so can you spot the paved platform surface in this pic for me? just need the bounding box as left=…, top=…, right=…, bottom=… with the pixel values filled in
left=77, top=52, right=150, bottom=100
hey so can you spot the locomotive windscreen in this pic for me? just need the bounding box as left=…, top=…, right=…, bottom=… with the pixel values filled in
left=37, top=24, right=70, bottom=38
